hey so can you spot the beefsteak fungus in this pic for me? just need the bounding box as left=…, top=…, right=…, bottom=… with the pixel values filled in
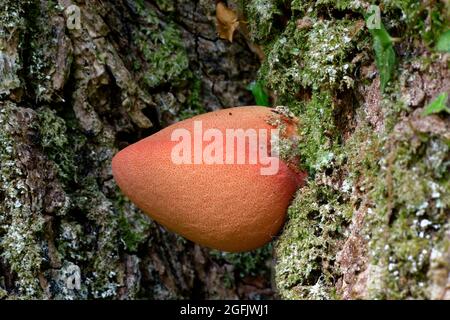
left=112, top=106, right=305, bottom=252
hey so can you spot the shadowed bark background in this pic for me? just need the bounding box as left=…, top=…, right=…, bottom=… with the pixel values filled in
left=0, top=0, right=449, bottom=300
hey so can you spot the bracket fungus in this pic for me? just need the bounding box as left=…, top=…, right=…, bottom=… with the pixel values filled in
left=112, top=106, right=306, bottom=252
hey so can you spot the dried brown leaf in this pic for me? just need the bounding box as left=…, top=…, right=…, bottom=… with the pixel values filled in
left=216, top=2, right=239, bottom=42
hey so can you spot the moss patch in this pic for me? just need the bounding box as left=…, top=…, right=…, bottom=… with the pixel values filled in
left=365, top=130, right=450, bottom=299
left=133, top=2, right=190, bottom=89
left=244, top=0, right=450, bottom=299
left=258, top=18, right=365, bottom=94
left=210, top=244, right=273, bottom=279
left=36, top=108, right=76, bottom=183
left=275, top=180, right=352, bottom=299
left=0, top=103, right=45, bottom=298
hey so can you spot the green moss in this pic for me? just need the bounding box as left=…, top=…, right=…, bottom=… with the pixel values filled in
left=117, top=196, right=153, bottom=253
left=56, top=221, right=87, bottom=262
left=133, top=3, right=190, bottom=89
left=178, top=77, right=205, bottom=120
left=36, top=108, right=76, bottom=183
left=259, top=18, right=364, bottom=95
left=275, top=180, right=352, bottom=299
left=381, top=0, right=448, bottom=46
left=250, top=4, right=359, bottom=299
left=0, top=103, right=45, bottom=298
left=274, top=88, right=449, bottom=300
left=210, top=244, right=273, bottom=278
left=291, top=0, right=364, bottom=12
left=296, top=92, right=339, bottom=173
left=247, top=0, right=450, bottom=300
left=19, top=0, right=61, bottom=101
left=36, top=108, right=126, bottom=298
left=365, top=132, right=450, bottom=299
left=243, top=0, right=286, bottom=43
left=0, top=286, right=6, bottom=299
left=288, top=0, right=449, bottom=47
left=275, top=90, right=450, bottom=299
left=0, top=1, right=28, bottom=37
left=154, top=0, right=175, bottom=12
left=343, top=116, right=383, bottom=186
left=72, top=179, right=123, bottom=299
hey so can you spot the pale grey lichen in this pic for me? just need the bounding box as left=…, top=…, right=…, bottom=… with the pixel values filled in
left=0, top=103, right=45, bottom=298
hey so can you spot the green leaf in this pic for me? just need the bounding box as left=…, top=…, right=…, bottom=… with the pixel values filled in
left=246, top=81, right=270, bottom=107
left=436, top=29, right=450, bottom=52
left=370, top=24, right=396, bottom=93
left=422, top=92, right=450, bottom=116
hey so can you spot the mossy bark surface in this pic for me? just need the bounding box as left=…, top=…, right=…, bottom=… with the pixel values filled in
left=0, top=0, right=271, bottom=299
left=1, top=0, right=449, bottom=300
left=242, top=0, right=449, bottom=299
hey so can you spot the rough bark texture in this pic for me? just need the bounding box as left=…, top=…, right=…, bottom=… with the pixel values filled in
left=242, top=0, right=450, bottom=299
left=0, top=0, right=449, bottom=300
left=0, top=0, right=272, bottom=300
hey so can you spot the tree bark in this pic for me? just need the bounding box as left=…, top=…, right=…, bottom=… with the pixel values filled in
left=1, top=0, right=449, bottom=300
left=0, top=0, right=271, bottom=299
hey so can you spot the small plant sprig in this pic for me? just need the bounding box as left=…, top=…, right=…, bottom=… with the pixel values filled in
left=247, top=81, right=270, bottom=107
left=369, top=22, right=396, bottom=93
left=422, top=92, right=450, bottom=116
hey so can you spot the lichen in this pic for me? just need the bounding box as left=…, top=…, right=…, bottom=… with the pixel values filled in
left=70, top=177, right=124, bottom=299
left=290, top=0, right=364, bottom=12
left=294, top=92, right=339, bottom=173
left=275, top=180, right=352, bottom=299
left=365, top=129, right=450, bottom=299
left=244, top=0, right=284, bottom=43
left=36, top=107, right=76, bottom=183
left=0, top=103, right=45, bottom=298
left=179, top=77, right=206, bottom=120
left=258, top=18, right=365, bottom=95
